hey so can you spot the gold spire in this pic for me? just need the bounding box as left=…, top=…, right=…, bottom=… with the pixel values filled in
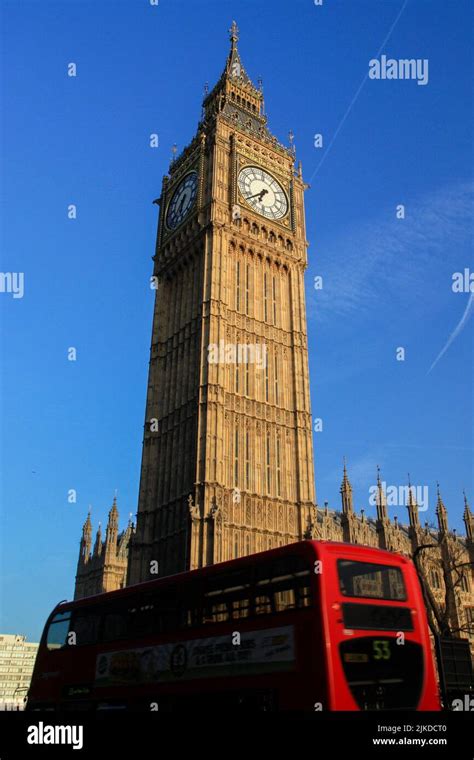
left=229, top=20, right=239, bottom=47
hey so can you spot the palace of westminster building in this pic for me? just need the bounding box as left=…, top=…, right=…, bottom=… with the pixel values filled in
left=74, top=24, right=474, bottom=651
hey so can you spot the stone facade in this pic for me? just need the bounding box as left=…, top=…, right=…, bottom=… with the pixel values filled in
left=127, top=22, right=315, bottom=584
left=74, top=497, right=133, bottom=600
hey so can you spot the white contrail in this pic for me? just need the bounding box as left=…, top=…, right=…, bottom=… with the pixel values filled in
left=428, top=292, right=474, bottom=373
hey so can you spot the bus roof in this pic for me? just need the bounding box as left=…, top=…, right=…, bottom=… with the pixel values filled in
left=58, top=539, right=409, bottom=612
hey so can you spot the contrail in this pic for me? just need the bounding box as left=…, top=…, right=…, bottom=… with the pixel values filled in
left=308, top=0, right=409, bottom=181
left=428, top=292, right=474, bottom=373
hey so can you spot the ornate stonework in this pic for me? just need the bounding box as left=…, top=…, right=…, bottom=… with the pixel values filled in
left=74, top=498, right=133, bottom=600
left=126, top=22, right=315, bottom=584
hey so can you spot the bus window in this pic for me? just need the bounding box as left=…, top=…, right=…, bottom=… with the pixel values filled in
left=254, top=594, right=272, bottom=615
left=103, top=610, right=127, bottom=641
left=274, top=587, right=296, bottom=611
left=231, top=595, right=250, bottom=619
left=70, top=610, right=101, bottom=646
left=338, top=560, right=406, bottom=601
left=127, top=601, right=155, bottom=638
left=46, top=611, right=72, bottom=651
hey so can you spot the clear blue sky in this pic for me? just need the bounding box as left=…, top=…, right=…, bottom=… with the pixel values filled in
left=1, top=0, right=472, bottom=641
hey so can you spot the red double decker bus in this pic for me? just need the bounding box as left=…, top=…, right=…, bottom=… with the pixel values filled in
left=27, top=540, right=440, bottom=711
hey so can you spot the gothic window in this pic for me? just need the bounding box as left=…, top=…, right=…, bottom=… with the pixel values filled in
left=266, top=432, right=271, bottom=494
left=235, top=362, right=240, bottom=394
left=265, top=359, right=269, bottom=402
left=245, top=263, right=250, bottom=315
left=245, top=535, right=251, bottom=555
left=245, top=430, right=250, bottom=489
left=276, top=435, right=281, bottom=497
left=244, top=360, right=249, bottom=396
left=234, top=533, right=239, bottom=558
left=272, top=275, right=277, bottom=325
left=461, top=573, right=470, bottom=592
left=263, top=271, right=268, bottom=322
left=234, top=427, right=239, bottom=487
left=236, top=259, right=241, bottom=311
left=274, top=352, right=279, bottom=405
left=430, top=569, right=441, bottom=589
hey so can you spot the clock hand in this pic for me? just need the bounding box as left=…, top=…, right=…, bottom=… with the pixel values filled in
left=246, top=189, right=269, bottom=201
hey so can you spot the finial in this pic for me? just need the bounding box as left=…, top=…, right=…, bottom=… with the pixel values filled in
left=288, top=130, right=296, bottom=156
left=463, top=490, right=469, bottom=509
left=203, top=81, right=209, bottom=97
left=171, top=144, right=177, bottom=163
left=257, top=75, right=263, bottom=91
left=88, top=505, right=92, bottom=515
left=377, top=465, right=381, bottom=485
left=407, top=472, right=411, bottom=487
left=343, top=455, right=347, bottom=475
left=229, top=20, right=239, bottom=46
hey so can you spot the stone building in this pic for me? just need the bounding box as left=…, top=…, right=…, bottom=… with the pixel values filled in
left=74, top=497, right=134, bottom=600
left=72, top=23, right=474, bottom=654
left=127, top=21, right=315, bottom=584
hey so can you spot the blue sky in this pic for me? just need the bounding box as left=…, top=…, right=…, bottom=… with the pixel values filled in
left=0, top=0, right=472, bottom=641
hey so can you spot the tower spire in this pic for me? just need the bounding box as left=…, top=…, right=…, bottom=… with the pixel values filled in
left=93, top=522, right=102, bottom=557
left=463, top=491, right=473, bottom=542
left=376, top=466, right=388, bottom=522
left=406, top=473, right=420, bottom=530
left=229, top=19, right=239, bottom=48
left=436, top=482, right=448, bottom=534
left=105, top=494, right=119, bottom=556
left=340, top=457, right=353, bottom=515
left=80, top=510, right=92, bottom=562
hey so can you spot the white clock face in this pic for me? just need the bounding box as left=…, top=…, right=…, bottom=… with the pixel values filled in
left=238, top=166, right=288, bottom=220
left=166, top=171, right=198, bottom=230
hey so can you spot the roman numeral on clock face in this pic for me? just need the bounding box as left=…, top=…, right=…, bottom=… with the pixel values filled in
left=237, top=166, right=288, bottom=220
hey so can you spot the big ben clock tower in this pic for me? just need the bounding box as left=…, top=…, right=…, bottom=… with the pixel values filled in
left=127, top=22, right=316, bottom=584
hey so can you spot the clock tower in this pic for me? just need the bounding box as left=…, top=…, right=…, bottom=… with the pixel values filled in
left=127, top=22, right=316, bottom=584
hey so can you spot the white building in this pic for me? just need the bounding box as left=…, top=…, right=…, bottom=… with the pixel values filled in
left=0, top=633, right=39, bottom=710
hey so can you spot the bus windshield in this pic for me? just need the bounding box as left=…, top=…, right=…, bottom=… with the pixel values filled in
left=337, top=560, right=406, bottom=601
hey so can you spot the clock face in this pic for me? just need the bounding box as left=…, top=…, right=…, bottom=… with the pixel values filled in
left=166, top=171, right=198, bottom=230
left=238, top=166, right=288, bottom=220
